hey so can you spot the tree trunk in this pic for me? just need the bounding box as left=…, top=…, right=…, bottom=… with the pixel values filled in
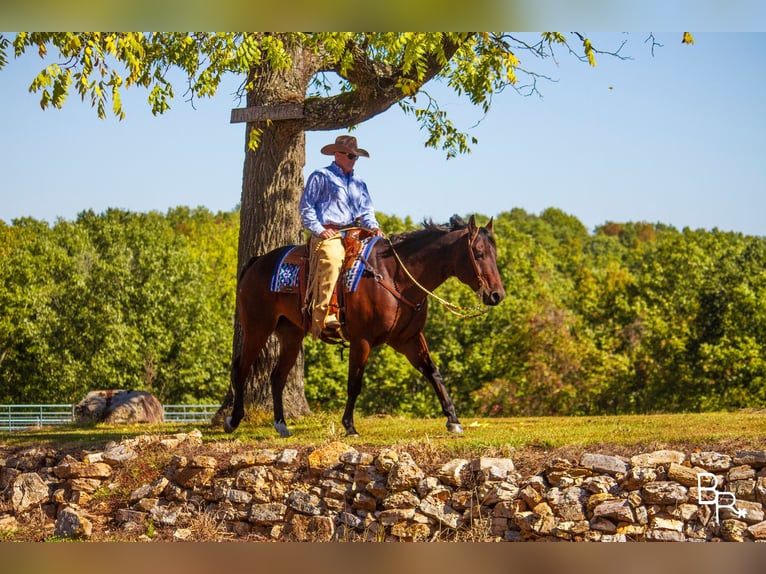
left=219, top=40, right=318, bottom=421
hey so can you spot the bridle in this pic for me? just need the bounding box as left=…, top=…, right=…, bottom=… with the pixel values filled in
left=386, top=227, right=490, bottom=319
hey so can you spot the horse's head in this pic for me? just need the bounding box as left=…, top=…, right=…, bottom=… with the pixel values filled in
left=457, top=215, right=505, bottom=306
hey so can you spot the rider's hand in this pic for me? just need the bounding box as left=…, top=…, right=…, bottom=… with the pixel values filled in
left=319, top=228, right=338, bottom=240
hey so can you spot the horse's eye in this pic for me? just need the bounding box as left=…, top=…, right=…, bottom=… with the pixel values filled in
left=475, top=250, right=484, bottom=259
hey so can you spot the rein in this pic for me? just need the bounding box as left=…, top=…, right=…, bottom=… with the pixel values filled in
left=386, top=233, right=490, bottom=320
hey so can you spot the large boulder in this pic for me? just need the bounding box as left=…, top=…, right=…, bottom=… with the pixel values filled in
left=75, top=390, right=164, bottom=424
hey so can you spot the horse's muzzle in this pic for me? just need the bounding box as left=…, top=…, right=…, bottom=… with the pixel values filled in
left=482, top=289, right=505, bottom=306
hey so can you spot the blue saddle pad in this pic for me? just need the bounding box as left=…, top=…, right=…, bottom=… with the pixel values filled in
left=270, top=236, right=381, bottom=294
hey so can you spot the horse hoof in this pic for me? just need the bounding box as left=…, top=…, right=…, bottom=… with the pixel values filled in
left=447, top=422, right=464, bottom=434
left=274, top=421, right=292, bottom=438
left=345, top=429, right=360, bottom=438
left=223, top=416, right=235, bottom=433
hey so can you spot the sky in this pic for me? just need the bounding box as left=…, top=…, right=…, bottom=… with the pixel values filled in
left=1, top=32, right=765, bottom=237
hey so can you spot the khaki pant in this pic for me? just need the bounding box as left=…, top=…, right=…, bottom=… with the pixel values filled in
left=308, top=234, right=345, bottom=336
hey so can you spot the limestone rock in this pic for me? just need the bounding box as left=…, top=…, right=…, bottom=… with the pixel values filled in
left=75, top=390, right=164, bottom=424
left=472, top=457, right=515, bottom=483
left=307, top=441, right=357, bottom=476
left=580, top=453, right=630, bottom=476
left=53, top=461, right=112, bottom=480
left=10, top=472, right=50, bottom=512
left=690, top=451, right=732, bottom=472
left=387, top=456, right=425, bottom=492
left=748, top=520, right=766, bottom=540
left=733, top=450, right=766, bottom=468
left=630, top=450, right=686, bottom=468
left=419, top=495, right=461, bottom=529
left=54, top=506, right=93, bottom=539
left=641, top=481, right=688, bottom=505
left=437, top=459, right=469, bottom=487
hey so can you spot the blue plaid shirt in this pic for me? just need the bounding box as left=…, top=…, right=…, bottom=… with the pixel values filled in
left=299, top=162, right=379, bottom=236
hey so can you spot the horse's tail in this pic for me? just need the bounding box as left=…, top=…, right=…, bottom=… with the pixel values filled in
left=238, top=255, right=260, bottom=281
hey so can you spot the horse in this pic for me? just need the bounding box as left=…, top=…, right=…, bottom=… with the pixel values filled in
left=223, top=214, right=505, bottom=438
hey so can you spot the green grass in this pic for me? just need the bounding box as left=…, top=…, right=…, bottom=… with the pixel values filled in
left=2, top=410, right=764, bottom=455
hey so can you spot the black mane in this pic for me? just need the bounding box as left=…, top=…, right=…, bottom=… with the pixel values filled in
left=389, top=215, right=469, bottom=247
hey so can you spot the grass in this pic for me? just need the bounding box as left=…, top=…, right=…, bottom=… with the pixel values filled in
left=2, top=410, right=764, bottom=455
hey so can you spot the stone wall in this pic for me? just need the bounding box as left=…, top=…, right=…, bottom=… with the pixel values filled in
left=1, top=431, right=765, bottom=541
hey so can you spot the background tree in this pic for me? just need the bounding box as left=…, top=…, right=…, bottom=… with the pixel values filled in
left=0, top=32, right=670, bottom=419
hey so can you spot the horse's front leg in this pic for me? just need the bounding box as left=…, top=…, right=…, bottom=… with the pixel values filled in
left=270, top=320, right=305, bottom=438
left=342, top=340, right=372, bottom=437
left=394, top=333, right=463, bottom=434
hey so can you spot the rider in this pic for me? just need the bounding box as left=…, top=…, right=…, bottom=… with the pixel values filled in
left=299, top=135, right=384, bottom=337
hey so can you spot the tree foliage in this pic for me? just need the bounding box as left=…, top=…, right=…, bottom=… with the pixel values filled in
left=1, top=32, right=629, bottom=156
left=0, top=208, right=237, bottom=404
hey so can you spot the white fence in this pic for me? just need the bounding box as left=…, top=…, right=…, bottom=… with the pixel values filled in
left=0, top=404, right=220, bottom=432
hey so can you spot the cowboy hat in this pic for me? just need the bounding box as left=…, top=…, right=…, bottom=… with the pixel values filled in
left=320, top=135, right=370, bottom=158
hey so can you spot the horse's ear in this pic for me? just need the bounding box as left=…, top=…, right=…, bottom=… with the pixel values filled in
left=468, top=214, right=476, bottom=230
left=486, top=217, right=494, bottom=234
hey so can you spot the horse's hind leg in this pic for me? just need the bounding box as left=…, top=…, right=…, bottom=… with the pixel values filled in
left=271, top=319, right=304, bottom=438
left=394, top=333, right=463, bottom=434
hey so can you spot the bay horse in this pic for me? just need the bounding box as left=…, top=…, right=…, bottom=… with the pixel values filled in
left=224, top=215, right=505, bottom=437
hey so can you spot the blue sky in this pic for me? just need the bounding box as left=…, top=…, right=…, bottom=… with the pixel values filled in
left=1, top=32, right=765, bottom=236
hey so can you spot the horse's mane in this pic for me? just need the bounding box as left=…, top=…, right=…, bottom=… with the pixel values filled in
left=389, top=215, right=468, bottom=248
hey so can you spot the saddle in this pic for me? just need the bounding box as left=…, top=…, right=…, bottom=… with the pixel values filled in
left=270, top=228, right=380, bottom=342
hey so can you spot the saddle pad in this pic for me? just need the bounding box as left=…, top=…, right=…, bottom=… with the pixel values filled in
left=343, top=235, right=381, bottom=292
left=270, top=247, right=302, bottom=292
left=269, top=236, right=381, bottom=294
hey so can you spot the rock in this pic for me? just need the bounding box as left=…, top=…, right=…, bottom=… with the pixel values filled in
left=630, top=450, right=686, bottom=468
left=733, top=450, right=766, bottom=468
left=641, top=481, right=688, bottom=505
left=719, top=519, right=748, bottom=542
left=129, top=477, right=169, bottom=503
left=620, top=466, right=659, bottom=490
left=286, top=489, right=322, bottom=516
left=290, top=514, right=335, bottom=541
left=419, top=495, right=461, bottom=529
left=645, top=529, right=686, bottom=542
left=276, top=448, right=300, bottom=469
left=472, top=457, right=515, bottom=482
left=53, top=461, right=112, bottom=479
left=721, top=499, right=764, bottom=524
left=592, top=499, right=635, bottom=523
left=581, top=475, right=618, bottom=494
left=382, top=490, right=420, bottom=509
left=307, top=441, right=357, bottom=476
left=437, top=459, right=469, bottom=487
left=339, top=451, right=374, bottom=466
left=667, top=462, right=707, bottom=487
left=545, top=458, right=592, bottom=487
left=748, top=520, right=766, bottom=540
left=248, top=503, right=287, bottom=525
left=54, top=506, right=93, bottom=539
left=174, top=466, right=215, bottom=488
left=74, top=390, right=164, bottom=424
left=102, top=443, right=137, bottom=465
left=10, top=472, right=50, bottom=512
left=690, top=451, right=732, bottom=472
left=387, top=457, right=425, bottom=492
left=651, top=516, right=684, bottom=532
left=580, top=453, right=630, bottom=476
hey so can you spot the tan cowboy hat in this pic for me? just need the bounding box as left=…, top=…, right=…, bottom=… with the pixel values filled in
left=320, top=135, right=370, bottom=158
